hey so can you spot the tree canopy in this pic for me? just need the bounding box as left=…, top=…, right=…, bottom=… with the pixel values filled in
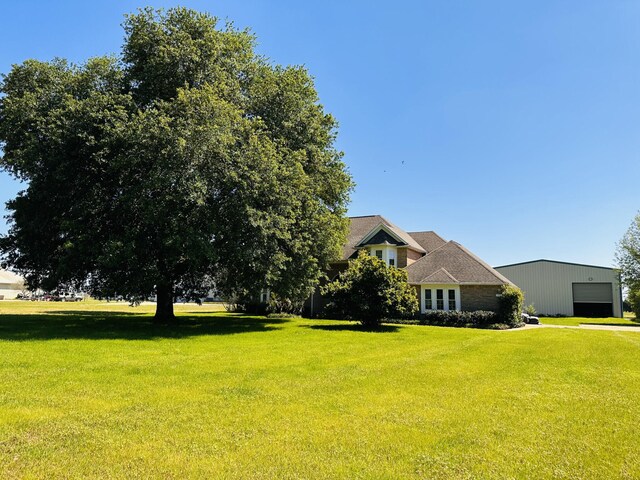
left=616, top=211, right=640, bottom=318
left=321, top=251, right=418, bottom=327
left=0, top=7, right=352, bottom=321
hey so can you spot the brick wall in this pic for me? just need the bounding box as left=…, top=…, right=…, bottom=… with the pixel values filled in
left=397, top=248, right=408, bottom=268
left=460, top=285, right=502, bottom=312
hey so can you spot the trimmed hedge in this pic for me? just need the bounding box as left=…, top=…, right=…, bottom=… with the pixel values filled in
left=418, top=310, right=499, bottom=328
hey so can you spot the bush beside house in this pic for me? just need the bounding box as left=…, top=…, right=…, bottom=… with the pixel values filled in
left=321, top=251, right=418, bottom=327
left=497, top=284, right=525, bottom=327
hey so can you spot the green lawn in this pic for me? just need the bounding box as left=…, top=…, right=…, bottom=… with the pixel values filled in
left=540, top=312, right=639, bottom=327
left=1, top=301, right=639, bottom=479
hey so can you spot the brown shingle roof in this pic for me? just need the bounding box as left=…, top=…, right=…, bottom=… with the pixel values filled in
left=405, top=241, right=513, bottom=285
left=342, top=215, right=425, bottom=260
left=407, top=231, right=447, bottom=253
left=341, top=216, right=509, bottom=286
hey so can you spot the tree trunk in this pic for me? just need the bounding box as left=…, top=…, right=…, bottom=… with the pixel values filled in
left=154, top=283, right=175, bottom=324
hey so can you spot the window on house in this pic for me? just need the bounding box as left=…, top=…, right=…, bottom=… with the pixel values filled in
left=375, top=250, right=383, bottom=259
left=448, top=289, right=456, bottom=310
left=425, top=289, right=432, bottom=310
left=389, top=258, right=395, bottom=266
left=436, top=289, right=444, bottom=310
left=261, top=291, right=268, bottom=303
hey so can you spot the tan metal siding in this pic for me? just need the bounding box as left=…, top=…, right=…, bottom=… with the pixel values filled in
left=495, top=261, right=622, bottom=317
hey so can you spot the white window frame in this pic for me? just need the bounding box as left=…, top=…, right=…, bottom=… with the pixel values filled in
left=260, top=289, right=270, bottom=303
left=367, top=245, right=397, bottom=267
left=420, top=284, right=460, bottom=313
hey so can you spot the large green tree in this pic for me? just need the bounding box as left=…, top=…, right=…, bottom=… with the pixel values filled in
left=616, top=211, right=640, bottom=318
left=0, top=7, right=352, bottom=322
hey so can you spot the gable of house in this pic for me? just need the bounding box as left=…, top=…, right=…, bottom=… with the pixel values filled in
left=358, top=229, right=404, bottom=247
left=342, top=215, right=425, bottom=260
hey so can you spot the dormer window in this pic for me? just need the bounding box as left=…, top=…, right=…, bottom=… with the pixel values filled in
left=375, top=250, right=383, bottom=259
left=389, top=258, right=395, bottom=267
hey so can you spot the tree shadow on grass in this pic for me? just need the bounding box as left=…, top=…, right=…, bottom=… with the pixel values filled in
left=0, top=311, right=287, bottom=341
left=305, top=323, right=401, bottom=333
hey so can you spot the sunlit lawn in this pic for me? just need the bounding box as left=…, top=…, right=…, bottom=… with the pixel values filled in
left=1, top=300, right=639, bottom=479
left=540, top=312, right=639, bottom=327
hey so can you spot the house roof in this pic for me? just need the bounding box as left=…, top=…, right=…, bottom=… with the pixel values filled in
left=342, top=215, right=425, bottom=260
left=341, top=215, right=509, bottom=286
left=407, top=231, right=447, bottom=253
left=405, top=241, right=513, bottom=285
left=421, top=267, right=459, bottom=284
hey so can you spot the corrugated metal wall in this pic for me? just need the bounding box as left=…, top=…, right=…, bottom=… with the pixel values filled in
left=495, top=261, right=622, bottom=317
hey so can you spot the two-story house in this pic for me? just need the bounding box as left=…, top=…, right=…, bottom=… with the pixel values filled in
left=305, top=215, right=512, bottom=317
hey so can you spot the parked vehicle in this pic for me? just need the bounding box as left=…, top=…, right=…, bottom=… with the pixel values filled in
left=521, top=313, right=540, bottom=325
left=60, top=292, right=84, bottom=302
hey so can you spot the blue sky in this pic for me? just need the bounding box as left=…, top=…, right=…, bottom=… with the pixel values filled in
left=1, top=1, right=638, bottom=267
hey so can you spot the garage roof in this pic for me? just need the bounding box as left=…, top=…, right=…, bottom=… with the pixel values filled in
left=495, top=259, right=616, bottom=271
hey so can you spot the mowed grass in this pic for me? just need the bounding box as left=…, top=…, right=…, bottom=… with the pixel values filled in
left=1, top=301, right=639, bottom=479
left=541, top=312, right=639, bottom=327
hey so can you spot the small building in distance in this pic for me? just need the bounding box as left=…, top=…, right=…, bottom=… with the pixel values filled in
left=494, top=259, right=623, bottom=318
left=0, top=269, right=25, bottom=300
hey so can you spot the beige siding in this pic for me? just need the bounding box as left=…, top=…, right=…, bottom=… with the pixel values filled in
left=495, top=261, right=622, bottom=317
left=0, top=288, right=22, bottom=300
left=406, top=249, right=423, bottom=265
left=0, top=270, right=24, bottom=300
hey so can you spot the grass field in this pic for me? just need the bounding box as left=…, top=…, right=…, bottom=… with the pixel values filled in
left=1, top=301, right=639, bottom=479
left=540, top=312, right=639, bottom=327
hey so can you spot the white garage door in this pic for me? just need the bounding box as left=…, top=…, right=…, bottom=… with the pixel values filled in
left=572, top=283, right=613, bottom=303
left=572, top=283, right=613, bottom=317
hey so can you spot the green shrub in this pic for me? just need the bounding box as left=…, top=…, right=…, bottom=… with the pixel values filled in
left=321, top=250, right=418, bottom=328
left=266, top=312, right=299, bottom=319
left=497, top=284, right=524, bottom=327
left=267, top=293, right=303, bottom=315
left=524, top=304, right=537, bottom=316
left=419, top=310, right=498, bottom=328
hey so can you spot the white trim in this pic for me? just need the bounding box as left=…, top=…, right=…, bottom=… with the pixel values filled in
left=260, top=289, right=270, bottom=303
left=366, top=244, right=397, bottom=267
left=357, top=223, right=406, bottom=247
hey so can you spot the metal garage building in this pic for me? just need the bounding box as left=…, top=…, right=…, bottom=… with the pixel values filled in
left=494, top=260, right=623, bottom=318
